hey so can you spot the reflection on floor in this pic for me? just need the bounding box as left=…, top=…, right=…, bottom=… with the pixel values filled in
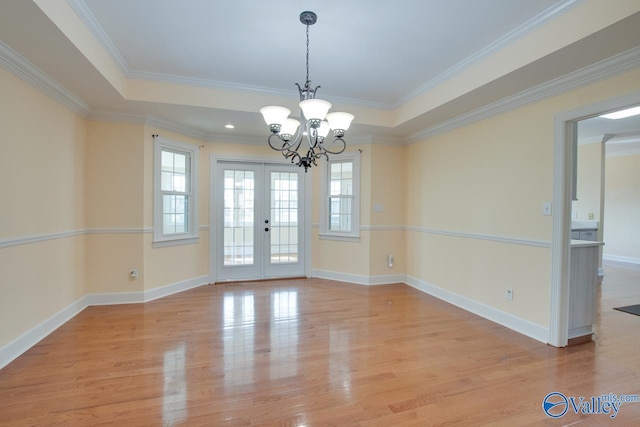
left=0, top=267, right=639, bottom=425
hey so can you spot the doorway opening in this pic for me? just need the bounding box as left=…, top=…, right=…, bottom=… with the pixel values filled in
left=550, top=92, right=640, bottom=347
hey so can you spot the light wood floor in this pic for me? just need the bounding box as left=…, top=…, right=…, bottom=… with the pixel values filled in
left=1, top=263, right=640, bottom=426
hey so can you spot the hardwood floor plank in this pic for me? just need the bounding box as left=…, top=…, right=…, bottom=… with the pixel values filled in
left=2, top=265, right=640, bottom=425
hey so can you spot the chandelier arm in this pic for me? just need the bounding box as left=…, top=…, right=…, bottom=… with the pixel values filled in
left=319, top=137, right=347, bottom=155
left=267, top=133, right=292, bottom=152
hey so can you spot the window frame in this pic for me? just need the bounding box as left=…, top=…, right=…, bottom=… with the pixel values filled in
left=319, top=151, right=361, bottom=241
left=153, top=136, right=199, bottom=246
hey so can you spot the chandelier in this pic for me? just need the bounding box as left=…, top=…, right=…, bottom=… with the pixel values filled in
left=260, top=11, right=354, bottom=171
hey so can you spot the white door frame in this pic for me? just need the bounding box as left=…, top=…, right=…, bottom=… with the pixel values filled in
left=549, top=89, right=640, bottom=347
left=209, top=154, right=312, bottom=283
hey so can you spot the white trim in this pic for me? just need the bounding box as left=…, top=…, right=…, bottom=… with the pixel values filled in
left=394, top=0, right=584, bottom=107
left=603, top=254, right=640, bottom=265
left=406, top=45, right=640, bottom=144
left=405, top=226, right=551, bottom=248
left=360, top=225, right=405, bottom=231
left=143, top=275, right=209, bottom=302
left=312, top=269, right=404, bottom=286
left=568, top=325, right=593, bottom=339
left=304, top=170, right=313, bottom=278
left=87, top=227, right=153, bottom=235
left=152, top=236, right=199, bottom=248
left=310, top=270, right=548, bottom=342
left=87, top=291, right=145, bottom=305
left=319, top=152, right=361, bottom=240
left=404, top=275, right=549, bottom=343
left=0, top=228, right=155, bottom=249
left=314, top=223, right=551, bottom=248
left=0, top=276, right=209, bottom=370
left=0, top=295, right=90, bottom=370
left=317, top=233, right=361, bottom=243
left=153, top=136, right=199, bottom=244
left=0, top=41, right=90, bottom=116
left=0, top=229, right=85, bottom=249
left=66, top=0, right=131, bottom=75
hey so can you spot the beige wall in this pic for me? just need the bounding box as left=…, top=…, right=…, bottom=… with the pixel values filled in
left=573, top=142, right=602, bottom=221
left=0, top=67, right=87, bottom=348
left=309, top=143, right=408, bottom=279
left=604, top=152, right=640, bottom=259
left=405, top=67, right=640, bottom=328
left=3, top=45, right=640, bottom=354
left=86, top=121, right=144, bottom=293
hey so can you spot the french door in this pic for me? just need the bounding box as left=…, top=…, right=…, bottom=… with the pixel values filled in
left=215, top=161, right=305, bottom=281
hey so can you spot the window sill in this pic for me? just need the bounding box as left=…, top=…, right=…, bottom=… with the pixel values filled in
left=318, top=233, right=360, bottom=242
left=153, top=235, right=199, bottom=248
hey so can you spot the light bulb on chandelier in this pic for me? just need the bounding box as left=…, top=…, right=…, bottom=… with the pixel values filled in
left=259, top=11, right=354, bottom=171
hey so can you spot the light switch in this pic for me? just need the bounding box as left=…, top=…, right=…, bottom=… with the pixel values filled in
left=373, top=203, right=384, bottom=213
left=542, top=202, right=552, bottom=216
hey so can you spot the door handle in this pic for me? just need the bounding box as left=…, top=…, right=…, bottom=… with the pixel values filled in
left=265, top=227, right=269, bottom=232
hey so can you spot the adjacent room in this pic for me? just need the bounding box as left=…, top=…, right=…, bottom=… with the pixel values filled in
left=1, top=0, right=640, bottom=424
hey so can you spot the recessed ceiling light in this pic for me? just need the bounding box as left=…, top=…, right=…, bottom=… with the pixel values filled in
left=600, top=105, right=640, bottom=120
left=225, top=124, right=235, bottom=129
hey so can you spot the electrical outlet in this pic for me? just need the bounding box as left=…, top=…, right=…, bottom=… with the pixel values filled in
left=505, top=287, right=513, bottom=301
left=130, top=270, right=138, bottom=280
left=387, top=254, right=394, bottom=268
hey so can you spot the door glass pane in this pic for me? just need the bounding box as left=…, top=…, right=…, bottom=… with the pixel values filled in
left=270, top=172, right=299, bottom=264
left=223, top=170, right=255, bottom=266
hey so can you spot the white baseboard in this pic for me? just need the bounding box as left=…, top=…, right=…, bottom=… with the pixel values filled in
left=0, top=276, right=210, bottom=370
left=88, top=291, right=145, bottom=305
left=311, top=269, right=404, bottom=286
left=404, top=275, right=549, bottom=344
left=603, top=254, right=640, bottom=265
left=312, top=269, right=548, bottom=343
left=0, top=295, right=90, bottom=370
left=144, top=276, right=209, bottom=302
left=569, top=325, right=593, bottom=339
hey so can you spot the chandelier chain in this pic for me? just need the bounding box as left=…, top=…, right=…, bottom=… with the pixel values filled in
left=305, top=24, right=310, bottom=84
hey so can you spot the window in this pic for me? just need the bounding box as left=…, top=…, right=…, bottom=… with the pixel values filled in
left=320, top=152, right=360, bottom=240
left=154, top=137, right=198, bottom=246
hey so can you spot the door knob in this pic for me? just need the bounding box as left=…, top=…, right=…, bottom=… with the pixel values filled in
left=265, top=227, right=269, bottom=232
left=264, top=219, right=269, bottom=224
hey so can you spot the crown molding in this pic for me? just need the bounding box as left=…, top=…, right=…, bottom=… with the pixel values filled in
left=393, top=0, right=585, bottom=107
left=406, top=45, right=640, bottom=144
left=67, top=0, right=392, bottom=110
left=0, top=41, right=90, bottom=117
left=66, top=0, right=131, bottom=75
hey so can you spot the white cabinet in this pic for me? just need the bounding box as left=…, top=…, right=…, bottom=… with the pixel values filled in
left=568, top=241, right=602, bottom=341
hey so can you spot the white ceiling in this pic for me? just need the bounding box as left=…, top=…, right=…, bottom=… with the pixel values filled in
left=80, top=0, right=561, bottom=106
left=1, top=0, right=640, bottom=143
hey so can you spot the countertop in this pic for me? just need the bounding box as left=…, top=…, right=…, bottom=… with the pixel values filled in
left=571, top=239, right=604, bottom=248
